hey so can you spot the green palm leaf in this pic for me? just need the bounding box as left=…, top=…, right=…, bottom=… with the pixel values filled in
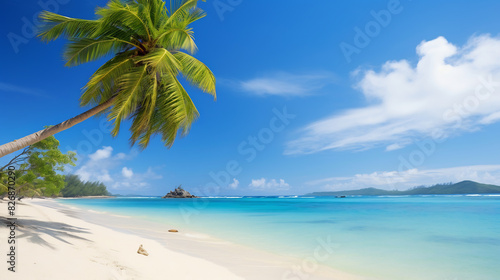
left=63, top=38, right=131, bottom=66
left=109, top=64, right=148, bottom=136
left=174, top=52, right=216, bottom=96
left=129, top=74, right=158, bottom=145
left=96, top=0, right=152, bottom=41
left=38, top=11, right=99, bottom=42
left=166, top=0, right=199, bottom=25
left=136, top=48, right=181, bottom=74
left=156, top=28, right=197, bottom=53
left=164, top=73, right=199, bottom=135
left=81, top=53, right=134, bottom=106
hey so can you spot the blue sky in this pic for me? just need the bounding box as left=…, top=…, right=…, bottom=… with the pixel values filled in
left=2, top=0, right=500, bottom=196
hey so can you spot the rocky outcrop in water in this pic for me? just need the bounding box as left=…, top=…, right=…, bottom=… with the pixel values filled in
left=162, top=186, right=198, bottom=198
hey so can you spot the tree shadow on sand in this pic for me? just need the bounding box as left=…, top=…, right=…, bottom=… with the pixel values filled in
left=1, top=216, right=92, bottom=250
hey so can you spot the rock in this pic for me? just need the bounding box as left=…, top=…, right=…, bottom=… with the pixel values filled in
left=162, top=186, right=198, bottom=199
left=168, top=229, right=178, bottom=233
left=137, top=244, right=149, bottom=256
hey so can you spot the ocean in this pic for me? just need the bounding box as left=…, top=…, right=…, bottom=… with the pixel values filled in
left=59, top=195, right=500, bottom=280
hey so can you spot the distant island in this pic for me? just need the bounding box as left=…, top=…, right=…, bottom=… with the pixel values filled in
left=305, top=180, right=500, bottom=196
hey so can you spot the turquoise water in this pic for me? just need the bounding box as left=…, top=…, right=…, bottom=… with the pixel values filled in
left=59, top=195, right=500, bottom=280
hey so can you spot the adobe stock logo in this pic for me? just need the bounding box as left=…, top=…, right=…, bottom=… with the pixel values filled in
left=7, top=0, right=71, bottom=54
left=339, top=0, right=404, bottom=63
left=212, top=0, right=243, bottom=21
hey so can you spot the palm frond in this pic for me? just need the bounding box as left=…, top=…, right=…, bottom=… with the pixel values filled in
left=133, top=72, right=199, bottom=148
left=136, top=48, right=181, bottom=74
left=166, top=0, right=199, bottom=25
left=137, top=1, right=159, bottom=37
left=163, top=72, right=199, bottom=136
left=129, top=73, right=158, bottom=145
left=108, top=64, right=149, bottom=136
left=91, top=25, right=146, bottom=51
left=38, top=11, right=99, bottom=42
left=63, top=37, right=130, bottom=66
left=97, top=1, right=152, bottom=41
left=174, top=51, right=216, bottom=97
left=184, top=7, right=206, bottom=25
left=81, top=53, right=134, bottom=106
left=156, top=28, right=197, bottom=53
left=148, top=0, right=168, bottom=29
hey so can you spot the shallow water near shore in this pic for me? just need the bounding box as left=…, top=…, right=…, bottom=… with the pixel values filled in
left=59, top=195, right=500, bottom=280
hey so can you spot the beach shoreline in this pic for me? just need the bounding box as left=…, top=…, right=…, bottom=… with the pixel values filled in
left=0, top=198, right=363, bottom=280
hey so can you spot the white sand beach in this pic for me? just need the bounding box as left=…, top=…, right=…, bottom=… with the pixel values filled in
left=0, top=199, right=364, bottom=280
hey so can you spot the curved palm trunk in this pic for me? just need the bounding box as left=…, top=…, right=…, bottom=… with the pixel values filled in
left=0, top=96, right=116, bottom=158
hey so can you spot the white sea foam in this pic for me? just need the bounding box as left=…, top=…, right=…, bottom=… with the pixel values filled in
left=205, top=196, right=243, bottom=199
left=120, top=196, right=160, bottom=199
left=465, top=194, right=500, bottom=197
left=88, top=210, right=106, bottom=214
left=184, top=233, right=211, bottom=239
left=111, top=214, right=130, bottom=218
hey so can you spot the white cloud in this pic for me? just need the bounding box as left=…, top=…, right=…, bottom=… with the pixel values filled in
left=307, top=165, right=500, bottom=191
left=228, top=178, right=239, bottom=189
left=97, top=170, right=113, bottom=183
left=386, top=143, right=406, bottom=151
left=111, top=167, right=162, bottom=190
left=249, top=178, right=290, bottom=190
left=287, top=35, right=500, bottom=154
left=74, top=167, right=91, bottom=182
left=75, top=147, right=116, bottom=183
left=237, top=72, right=336, bottom=97
left=89, top=146, right=113, bottom=160
left=122, top=167, right=134, bottom=178
left=74, top=147, right=162, bottom=191
left=115, top=152, right=127, bottom=160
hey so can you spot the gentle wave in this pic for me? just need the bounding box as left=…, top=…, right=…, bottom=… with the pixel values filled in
left=88, top=209, right=107, bottom=214
left=204, top=196, right=243, bottom=199
left=465, top=194, right=500, bottom=197
left=118, top=196, right=161, bottom=199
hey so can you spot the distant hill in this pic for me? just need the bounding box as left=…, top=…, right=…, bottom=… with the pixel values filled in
left=305, top=181, right=500, bottom=196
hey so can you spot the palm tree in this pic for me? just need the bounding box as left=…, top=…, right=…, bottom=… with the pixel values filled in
left=0, top=0, right=215, bottom=158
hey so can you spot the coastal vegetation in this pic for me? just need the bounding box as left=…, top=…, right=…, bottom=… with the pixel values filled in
left=62, top=175, right=111, bottom=197
left=306, top=180, right=500, bottom=196
left=0, top=136, right=76, bottom=197
left=0, top=136, right=110, bottom=198
left=0, top=0, right=215, bottom=158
